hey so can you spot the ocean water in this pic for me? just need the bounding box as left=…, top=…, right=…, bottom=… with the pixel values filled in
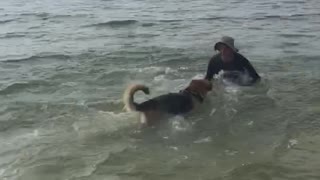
left=0, top=0, right=320, bottom=179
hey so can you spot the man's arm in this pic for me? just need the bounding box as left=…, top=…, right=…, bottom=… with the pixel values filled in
left=237, top=54, right=260, bottom=84
left=205, top=56, right=220, bottom=81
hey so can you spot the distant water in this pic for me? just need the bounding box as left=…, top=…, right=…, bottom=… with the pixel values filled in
left=1, top=0, right=320, bottom=179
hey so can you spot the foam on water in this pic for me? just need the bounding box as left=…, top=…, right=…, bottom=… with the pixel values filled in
left=169, top=116, right=192, bottom=132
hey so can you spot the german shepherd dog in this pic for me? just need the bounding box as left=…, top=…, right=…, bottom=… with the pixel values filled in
left=123, top=79, right=212, bottom=126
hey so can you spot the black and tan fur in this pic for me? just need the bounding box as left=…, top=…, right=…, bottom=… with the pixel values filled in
left=123, top=79, right=212, bottom=126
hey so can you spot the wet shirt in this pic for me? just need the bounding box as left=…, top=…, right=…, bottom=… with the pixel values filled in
left=205, top=52, right=260, bottom=85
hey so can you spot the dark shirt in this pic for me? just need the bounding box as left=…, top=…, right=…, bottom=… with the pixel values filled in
left=205, top=52, right=260, bottom=85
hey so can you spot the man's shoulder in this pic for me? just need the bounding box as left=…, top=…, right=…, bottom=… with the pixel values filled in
left=235, top=52, right=245, bottom=58
left=235, top=52, right=249, bottom=62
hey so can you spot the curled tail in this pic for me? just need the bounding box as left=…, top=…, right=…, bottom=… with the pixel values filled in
left=123, top=84, right=150, bottom=112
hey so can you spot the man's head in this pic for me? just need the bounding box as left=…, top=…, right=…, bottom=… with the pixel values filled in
left=214, top=36, right=238, bottom=63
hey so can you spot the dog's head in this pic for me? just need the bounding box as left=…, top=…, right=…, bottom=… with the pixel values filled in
left=185, top=79, right=212, bottom=97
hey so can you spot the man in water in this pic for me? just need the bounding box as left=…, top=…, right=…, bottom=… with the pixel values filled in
left=205, top=36, right=260, bottom=86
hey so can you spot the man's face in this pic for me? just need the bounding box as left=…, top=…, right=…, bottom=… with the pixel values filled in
left=220, top=45, right=234, bottom=63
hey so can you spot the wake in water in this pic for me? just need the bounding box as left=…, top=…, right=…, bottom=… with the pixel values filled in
left=86, top=20, right=139, bottom=28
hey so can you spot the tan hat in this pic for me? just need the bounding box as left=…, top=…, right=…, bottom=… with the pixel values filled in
left=214, top=36, right=238, bottom=52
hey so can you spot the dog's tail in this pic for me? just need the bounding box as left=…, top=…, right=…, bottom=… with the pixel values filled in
left=123, top=84, right=150, bottom=112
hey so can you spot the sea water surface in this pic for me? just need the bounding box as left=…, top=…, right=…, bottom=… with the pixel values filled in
left=0, top=0, right=320, bottom=179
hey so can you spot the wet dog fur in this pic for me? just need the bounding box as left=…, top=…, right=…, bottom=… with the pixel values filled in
left=123, top=79, right=212, bottom=127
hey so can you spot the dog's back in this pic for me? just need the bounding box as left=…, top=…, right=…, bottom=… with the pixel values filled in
left=136, top=93, right=194, bottom=114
